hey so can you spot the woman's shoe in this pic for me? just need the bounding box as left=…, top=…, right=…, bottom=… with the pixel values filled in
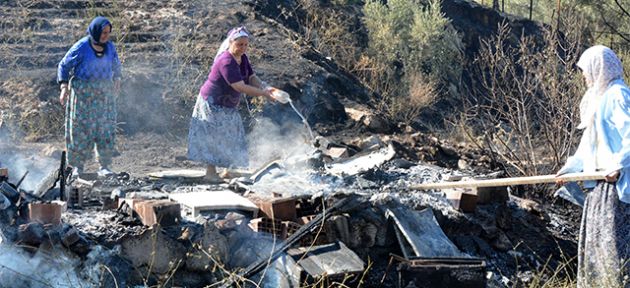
left=97, top=167, right=115, bottom=178
left=71, top=167, right=83, bottom=178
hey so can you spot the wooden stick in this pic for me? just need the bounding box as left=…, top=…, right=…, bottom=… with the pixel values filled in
left=411, top=172, right=608, bottom=190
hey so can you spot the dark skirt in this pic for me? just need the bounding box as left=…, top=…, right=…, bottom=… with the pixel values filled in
left=187, top=94, right=248, bottom=168
left=578, top=181, right=630, bottom=288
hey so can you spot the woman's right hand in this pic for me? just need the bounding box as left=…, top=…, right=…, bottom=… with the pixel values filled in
left=59, top=84, right=69, bottom=106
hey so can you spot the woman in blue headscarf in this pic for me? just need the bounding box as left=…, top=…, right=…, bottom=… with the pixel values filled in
left=57, top=16, right=122, bottom=177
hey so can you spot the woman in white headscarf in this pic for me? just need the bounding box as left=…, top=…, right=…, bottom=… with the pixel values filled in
left=556, top=45, right=630, bottom=287
left=187, top=26, right=276, bottom=182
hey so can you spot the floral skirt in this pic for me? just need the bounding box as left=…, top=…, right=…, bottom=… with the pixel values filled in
left=578, top=181, right=630, bottom=288
left=65, top=79, right=116, bottom=169
left=187, top=94, right=248, bottom=168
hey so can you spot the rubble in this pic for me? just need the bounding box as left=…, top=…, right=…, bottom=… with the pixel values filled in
left=120, top=227, right=186, bottom=275
left=0, top=134, right=581, bottom=287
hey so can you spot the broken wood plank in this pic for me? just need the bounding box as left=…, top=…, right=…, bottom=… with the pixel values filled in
left=411, top=171, right=608, bottom=190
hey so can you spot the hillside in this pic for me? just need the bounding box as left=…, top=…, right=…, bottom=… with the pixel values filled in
left=0, top=0, right=595, bottom=287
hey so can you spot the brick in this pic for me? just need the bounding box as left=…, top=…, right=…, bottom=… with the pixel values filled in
left=18, top=222, right=45, bottom=245
left=0, top=168, right=8, bottom=179
left=68, top=188, right=84, bottom=208
left=28, top=202, right=64, bottom=225
left=101, top=197, right=117, bottom=210
left=249, top=217, right=283, bottom=238
left=297, top=215, right=315, bottom=225
left=474, top=186, right=509, bottom=204
left=282, top=221, right=301, bottom=239
left=134, top=200, right=181, bottom=227
left=295, top=197, right=320, bottom=217
left=0, top=181, right=18, bottom=200
left=256, top=198, right=297, bottom=221
left=325, top=147, right=349, bottom=159
left=444, top=189, right=478, bottom=212
left=62, top=227, right=81, bottom=247
left=118, top=198, right=147, bottom=210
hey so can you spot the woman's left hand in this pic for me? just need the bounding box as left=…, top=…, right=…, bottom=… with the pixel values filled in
left=605, top=169, right=620, bottom=182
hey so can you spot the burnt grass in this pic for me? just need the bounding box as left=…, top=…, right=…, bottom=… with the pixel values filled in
left=0, top=0, right=583, bottom=287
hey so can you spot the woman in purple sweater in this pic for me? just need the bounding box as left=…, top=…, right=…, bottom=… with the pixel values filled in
left=188, top=26, right=274, bottom=181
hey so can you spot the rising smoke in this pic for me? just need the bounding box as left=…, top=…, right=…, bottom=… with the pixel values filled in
left=0, top=130, right=59, bottom=192
left=0, top=243, right=87, bottom=287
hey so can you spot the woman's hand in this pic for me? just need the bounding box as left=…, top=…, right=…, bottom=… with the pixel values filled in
left=59, top=84, right=70, bottom=106
left=555, top=175, right=566, bottom=186
left=605, top=169, right=620, bottom=182
left=263, top=87, right=275, bottom=102
left=555, top=167, right=571, bottom=186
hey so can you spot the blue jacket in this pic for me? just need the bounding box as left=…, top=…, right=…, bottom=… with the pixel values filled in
left=57, top=36, right=122, bottom=83
left=560, top=79, right=630, bottom=203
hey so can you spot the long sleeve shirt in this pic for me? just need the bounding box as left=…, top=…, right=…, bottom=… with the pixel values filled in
left=199, top=51, right=254, bottom=108
left=57, top=36, right=122, bottom=83
left=560, top=79, right=630, bottom=203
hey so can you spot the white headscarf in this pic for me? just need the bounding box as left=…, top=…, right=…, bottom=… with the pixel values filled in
left=213, top=26, right=251, bottom=64
left=576, top=45, right=624, bottom=129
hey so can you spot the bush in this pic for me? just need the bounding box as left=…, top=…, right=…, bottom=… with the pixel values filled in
left=462, top=10, right=589, bottom=178
left=360, top=0, right=463, bottom=124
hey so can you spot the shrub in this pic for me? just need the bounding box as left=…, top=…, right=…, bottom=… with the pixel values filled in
left=462, top=10, right=589, bottom=178
left=361, top=0, right=463, bottom=124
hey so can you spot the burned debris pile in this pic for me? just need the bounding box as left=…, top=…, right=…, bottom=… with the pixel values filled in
left=0, top=135, right=578, bottom=288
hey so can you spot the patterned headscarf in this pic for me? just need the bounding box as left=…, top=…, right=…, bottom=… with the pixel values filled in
left=214, top=26, right=251, bottom=63
left=87, top=16, right=112, bottom=46
left=576, top=45, right=624, bottom=129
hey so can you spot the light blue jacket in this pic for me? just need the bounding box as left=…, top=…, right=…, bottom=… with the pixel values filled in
left=560, top=79, right=630, bottom=203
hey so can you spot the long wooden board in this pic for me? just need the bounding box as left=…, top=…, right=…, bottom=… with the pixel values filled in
left=411, top=171, right=608, bottom=190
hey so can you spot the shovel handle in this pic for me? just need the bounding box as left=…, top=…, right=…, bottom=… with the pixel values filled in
left=411, top=172, right=608, bottom=190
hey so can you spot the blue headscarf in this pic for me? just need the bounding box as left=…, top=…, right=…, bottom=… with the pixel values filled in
left=87, top=16, right=112, bottom=46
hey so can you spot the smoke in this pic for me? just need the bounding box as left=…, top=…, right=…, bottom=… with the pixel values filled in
left=0, top=243, right=87, bottom=288
left=247, top=117, right=314, bottom=170
left=245, top=117, right=344, bottom=198
left=0, top=133, right=58, bottom=192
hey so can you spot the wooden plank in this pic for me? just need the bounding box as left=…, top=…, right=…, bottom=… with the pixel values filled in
left=411, top=172, right=608, bottom=190
left=148, top=169, right=205, bottom=179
